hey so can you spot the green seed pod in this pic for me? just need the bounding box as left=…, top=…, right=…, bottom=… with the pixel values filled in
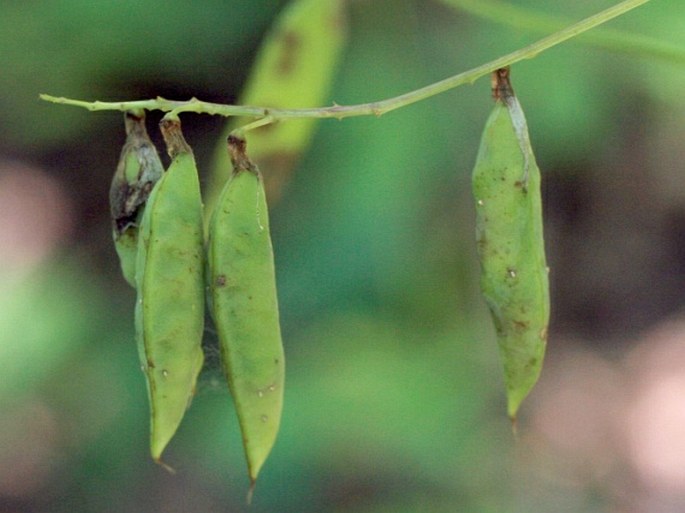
left=135, top=116, right=205, bottom=463
left=207, top=134, right=285, bottom=488
left=109, top=110, right=164, bottom=287
left=205, top=0, right=348, bottom=220
left=472, top=68, right=550, bottom=422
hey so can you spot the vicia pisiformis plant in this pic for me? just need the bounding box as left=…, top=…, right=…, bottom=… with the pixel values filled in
left=42, top=0, right=662, bottom=499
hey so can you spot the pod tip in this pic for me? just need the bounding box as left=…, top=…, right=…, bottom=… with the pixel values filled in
left=509, top=414, right=519, bottom=438
left=153, top=456, right=177, bottom=475
left=246, top=478, right=257, bottom=505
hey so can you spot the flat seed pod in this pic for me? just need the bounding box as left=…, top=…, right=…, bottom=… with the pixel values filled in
left=472, top=68, right=550, bottom=422
left=205, top=0, right=348, bottom=219
left=207, top=134, right=285, bottom=490
left=135, top=117, right=205, bottom=463
left=109, top=110, right=164, bottom=286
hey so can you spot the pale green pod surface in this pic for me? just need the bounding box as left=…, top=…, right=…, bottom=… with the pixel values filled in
left=205, top=0, right=348, bottom=220
left=135, top=118, right=205, bottom=462
left=472, top=87, right=550, bottom=421
left=208, top=135, right=285, bottom=486
left=110, top=110, right=164, bottom=286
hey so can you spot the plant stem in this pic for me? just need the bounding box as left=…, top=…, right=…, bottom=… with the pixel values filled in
left=41, top=0, right=652, bottom=121
left=444, top=0, right=685, bottom=65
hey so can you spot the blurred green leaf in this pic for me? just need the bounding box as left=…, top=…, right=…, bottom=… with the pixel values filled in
left=0, top=259, right=106, bottom=399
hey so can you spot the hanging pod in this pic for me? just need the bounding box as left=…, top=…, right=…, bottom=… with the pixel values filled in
left=135, top=116, right=205, bottom=463
left=207, top=134, right=285, bottom=489
left=471, top=68, right=550, bottom=422
left=109, top=110, right=164, bottom=287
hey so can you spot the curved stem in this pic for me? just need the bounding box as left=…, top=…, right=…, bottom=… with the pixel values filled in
left=41, top=0, right=652, bottom=120
left=233, top=115, right=276, bottom=135
left=445, top=0, right=685, bottom=65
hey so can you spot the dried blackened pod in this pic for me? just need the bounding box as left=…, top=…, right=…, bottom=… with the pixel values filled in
left=109, top=110, right=164, bottom=286
left=135, top=116, right=205, bottom=463
left=472, top=68, right=550, bottom=422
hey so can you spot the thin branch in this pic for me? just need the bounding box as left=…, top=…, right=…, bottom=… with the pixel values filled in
left=41, top=0, right=653, bottom=120
left=446, top=0, right=685, bottom=65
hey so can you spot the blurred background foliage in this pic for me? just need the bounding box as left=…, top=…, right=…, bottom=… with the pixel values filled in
left=2, top=1, right=685, bottom=512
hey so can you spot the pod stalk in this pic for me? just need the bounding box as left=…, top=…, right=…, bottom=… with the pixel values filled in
left=227, top=134, right=259, bottom=177
left=160, top=117, right=192, bottom=158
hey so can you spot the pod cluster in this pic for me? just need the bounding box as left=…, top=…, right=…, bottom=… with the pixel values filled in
left=102, top=5, right=547, bottom=500
left=471, top=68, right=550, bottom=422
left=106, top=0, right=349, bottom=493
left=109, top=112, right=284, bottom=487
